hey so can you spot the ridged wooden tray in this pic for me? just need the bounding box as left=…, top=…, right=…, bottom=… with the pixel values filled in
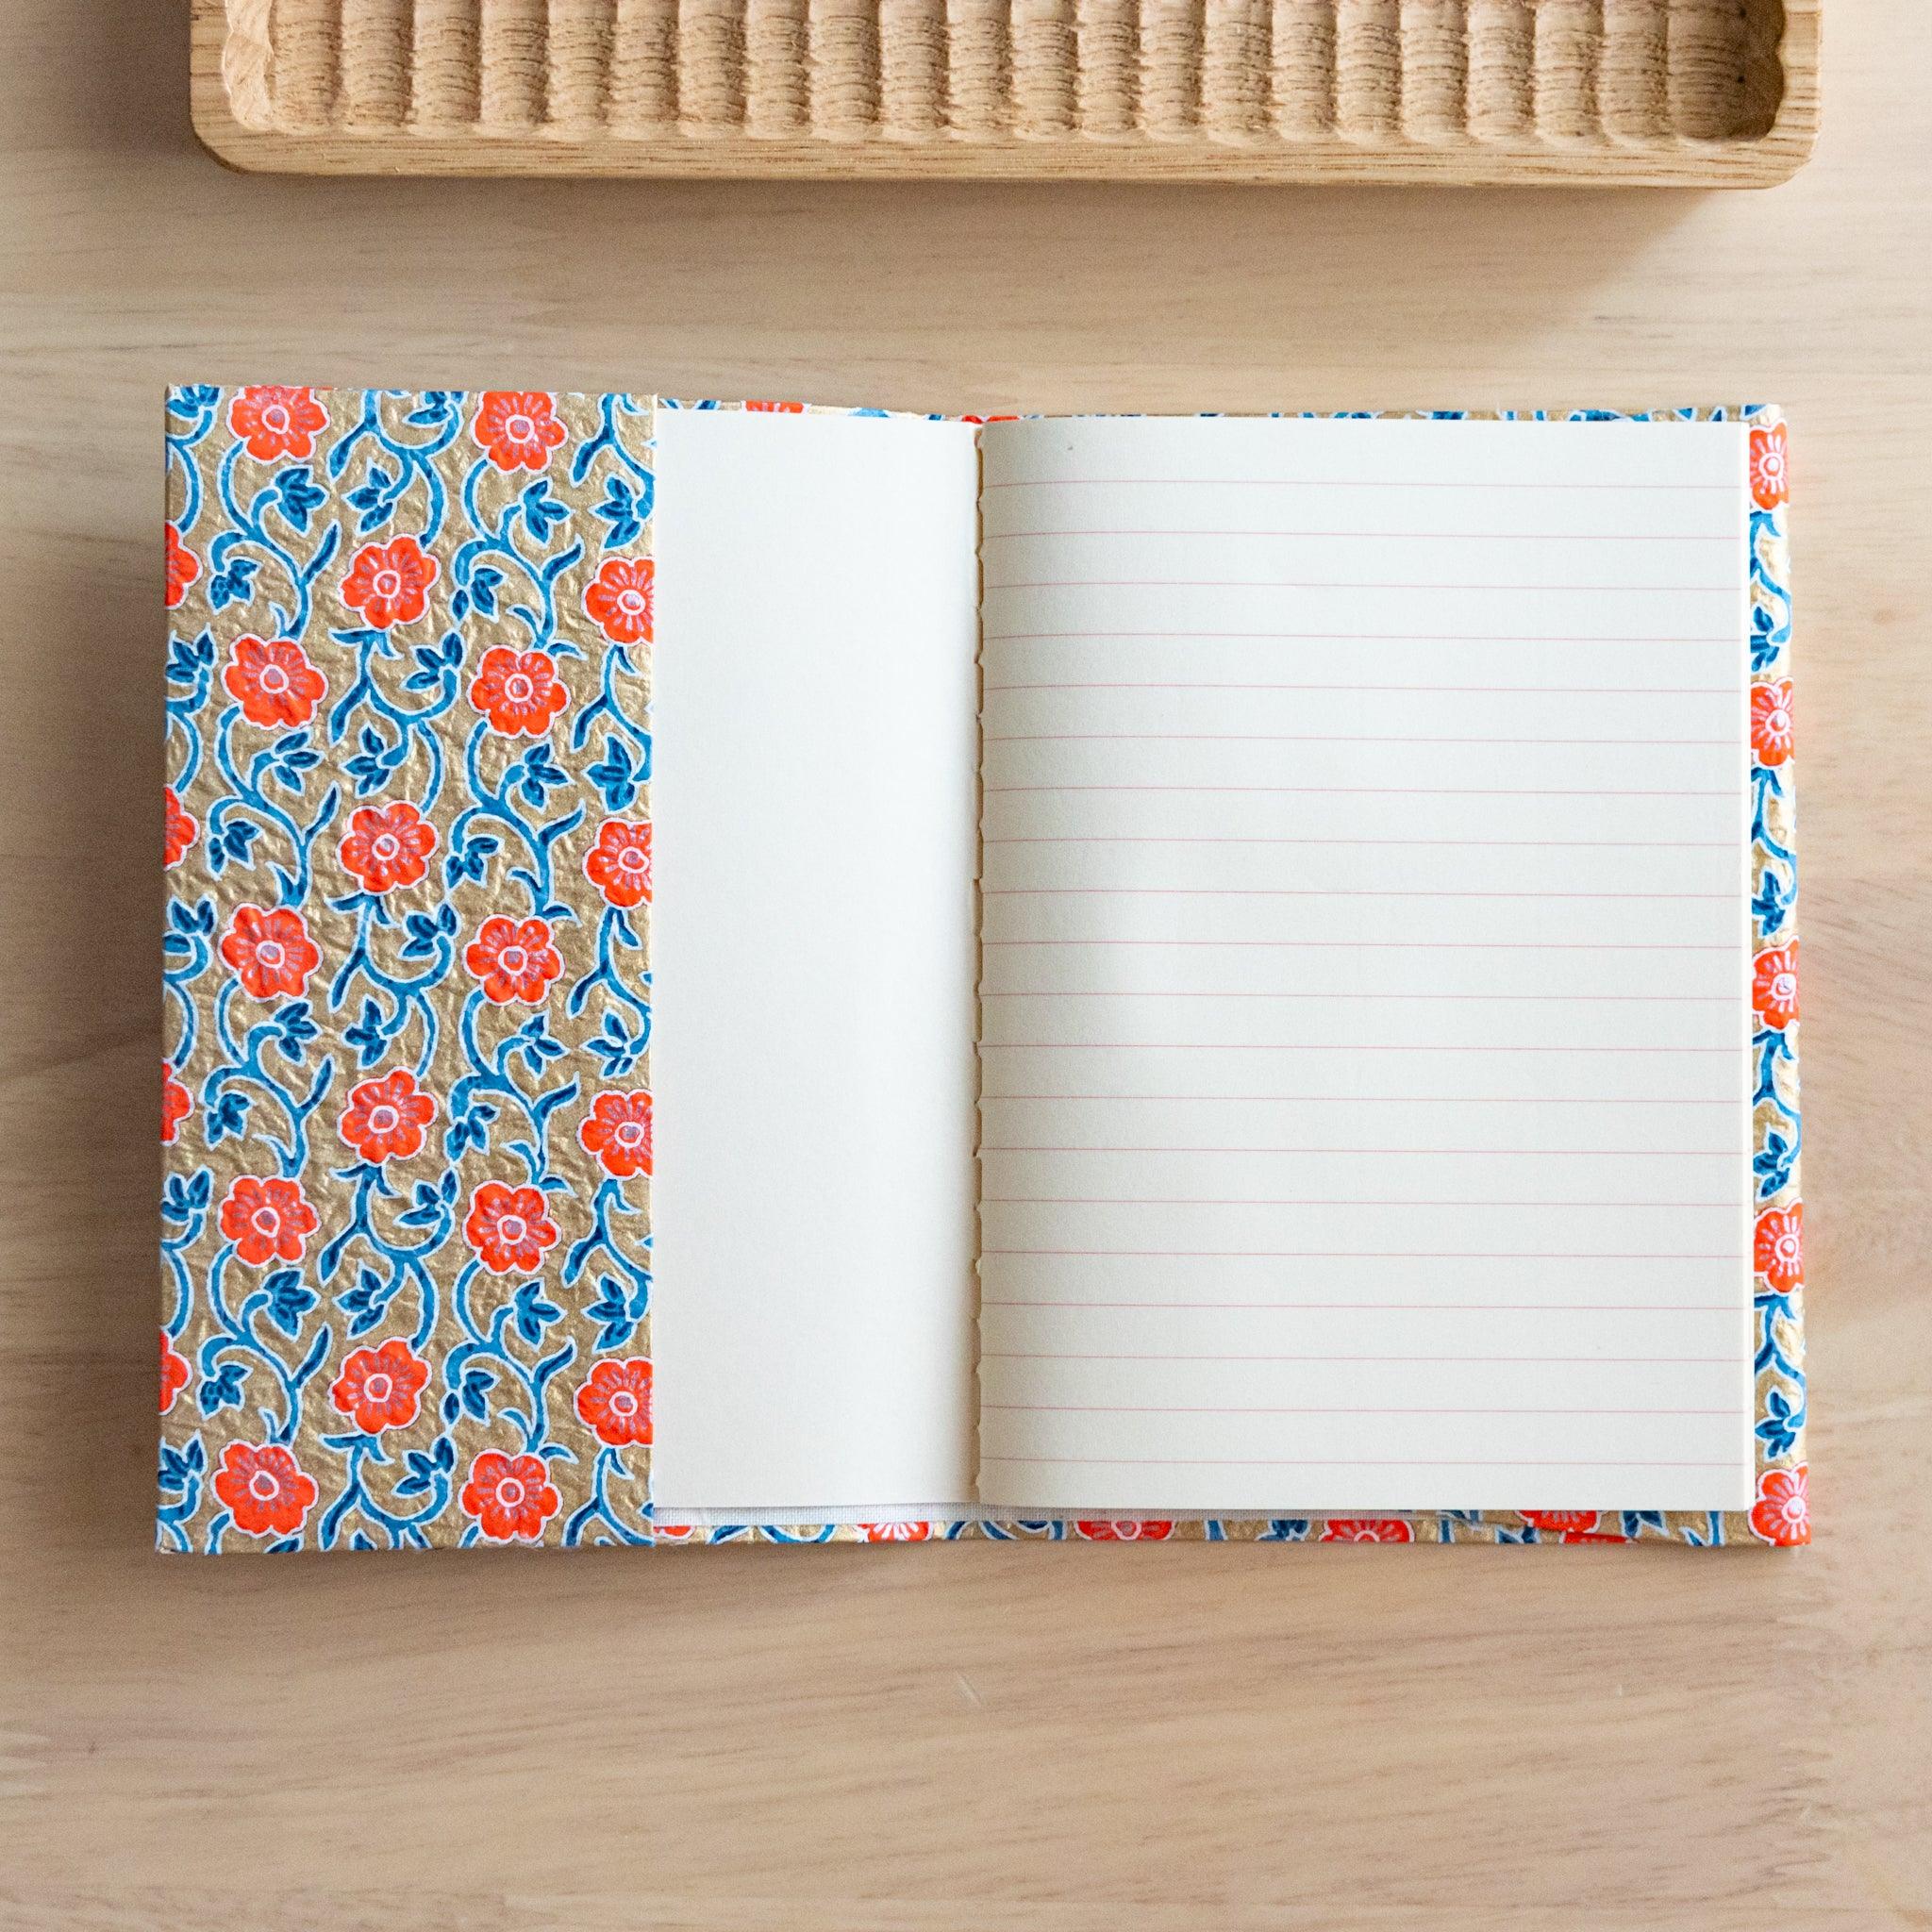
left=193, top=0, right=1819, bottom=185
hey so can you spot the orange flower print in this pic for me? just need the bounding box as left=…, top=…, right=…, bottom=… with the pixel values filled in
left=228, top=385, right=328, bottom=464
left=214, top=1440, right=319, bottom=1539
left=164, top=786, right=198, bottom=868
left=1749, top=422, right=1789, bottom=512
left=745, top=400, right=805, bottom=413
left=159, top=1329, right=190, bottom=1415
left=164, top=522, right=199, bottom=608
left=1520, top=1510, right=1600, bottom=1535
left=341, top=535, right=438, bottom=631
left=338, top=1067, right=438, bottom=1163
left=219, top=1174, right=320, bottom=1267
left=1075, top=1520, right=1174, bottom=1541
left=1751, top=679, right=1795, bottom=769
left=464, top=915, right=562, bottom=1005
left=1754, top=1203, right=1804, bottom=1294
left=583, top=558, right=654, bottom=645
left=584, top=818, right=652, bottom=909
left=224, top=634, right=327, bottom=730
left=578, top=1090, right=653, bottom=1179
left=463, top=1181, right=559, bottom=1275
left=338, top=800, right=437, bottom=892
left=328, top=1339, right=431, bottom=1434
left=575, top=1357, right=653, bottom=1447
left=468, top=645, right=569, bottom=738
left=461, top=1450, right=560, bottom=1541
left=1319, top=1519, right=1414, bottom=1543
left=1562, top=1530, right=1630, bottom=1544
left=1749, top=1464, right=1809, bottom=1546
left=473, top=391, right=567, bottom=473
left=862, top=1522, right=932, bottom=1542
left=1753, top=943, right=1799, bottom=1032
left=221, top=903, right=321, bottom=1000
left=223, top=900, right=325, bottom=1004
left=161, top=1061, right=192, bottom=1144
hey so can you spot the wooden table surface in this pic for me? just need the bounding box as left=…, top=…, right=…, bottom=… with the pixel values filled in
left=4, top=3, right=1929, bottom=1925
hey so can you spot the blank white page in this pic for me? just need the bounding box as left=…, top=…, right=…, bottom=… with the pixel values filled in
left=650, top=408, right=980, bottom=1514
left=974, top=414, right=1755, bottom=1514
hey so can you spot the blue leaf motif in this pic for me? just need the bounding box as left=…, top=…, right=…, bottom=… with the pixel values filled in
left=520, top=480, right=569, bottom=542
left=1752, top=862, right=1793, bottom=940
left=513, top=743, right=570, bottom=811
left=512, top=1280, right=564, bottom=1346
left=347, top=463, right=397, bottom=534
left=167, top=629, right=216, bottom=686
left=206, top=1091, right=251, bottom=1146
left=1755, top=1387, right=1804, bottom=1457
left=1754, top=1129, right=1796, bottom=1201
left=396, top=1179, right=451, bottom=1230
left=591, top=474, right=652, bottom=549
left=446, top=1103, right=496, bottom=1158
left=208, top=555, right=259, bottom=611
left=444, top=832, right=499, bottom=887
left=343, top=998, right=389, bottom=1068
left=261, top=1269, right=318, bottom=1339
left=215, top=819, right=261, bottom=872
left=273, top=1000, right=319, bottom=1060
left=198, top=1361, right=248, bottom=1415
left=406, top=391, right=458, bottom=429
left=459, top=1363, right=496, bottom=1422
left=586, top=735, right=640, bottom=812
left=273, top=466, right=328, bottom=533
left=339, top=1266, right=389, bottom=1338
left=158, top=1436, right=207, bottom=1493
left=401, top=912, right=446, bottom=962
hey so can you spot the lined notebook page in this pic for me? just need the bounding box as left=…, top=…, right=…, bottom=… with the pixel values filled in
left=974, top=416, right=1755, bottom=1514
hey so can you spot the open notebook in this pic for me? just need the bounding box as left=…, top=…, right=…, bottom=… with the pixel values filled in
left=159, top=391, right=1807, bottom=1551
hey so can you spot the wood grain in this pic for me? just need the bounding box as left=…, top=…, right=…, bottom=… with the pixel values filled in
left=3, top=0, right=1930, bottom=1924
left=191, top=0, right=1820, bottom=186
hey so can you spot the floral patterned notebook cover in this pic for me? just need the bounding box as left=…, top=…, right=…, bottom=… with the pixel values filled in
left=159, top=391, right=1805, bottom=1552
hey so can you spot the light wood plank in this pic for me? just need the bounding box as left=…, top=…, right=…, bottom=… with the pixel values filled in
left=0, top=0, right=1927, bottom=1925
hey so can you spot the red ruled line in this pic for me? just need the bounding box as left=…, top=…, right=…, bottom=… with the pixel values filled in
left=980, top=1198, right=1734, bottom=1208
left=978, top=1453, right=1742, bottom=1467
left=980, top=478, right=1737, bottom=493
left=977, top=991, right=1731, bottom=1002
left=978, top=1043, right=1739, bottom=1054
left=983, top=732, right=1732, bottom=746
left=982, top=1402, right=1742, bottom=1416
left=984, top=784, right=1732, bottom=797
left=981, top=1249, right=1742, bottom=1260
left=984, top=528, right=1736, bottom=542
left=979, top=1147, right=1740, bottom=1156
left=982, top=835, right=1736, bottom=848
left=981, top=1096, right=1736, bottom=1105
left=983, top=1302, right=1740, bottom=1313
left=984, top=631, right=1737, bottom=644
left=983, top=1354, right=1738, bottom=1367
left=986, top=580, right=1738, bottom=594
left=983, top=888, right=1733, bottom=898
left=981, top=940, right=1736, bottom=951
left=985, top=682, right=1739, bottom=694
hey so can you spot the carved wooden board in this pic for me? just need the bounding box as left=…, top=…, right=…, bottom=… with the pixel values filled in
left=195, top=0, right=1819, bottom=185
